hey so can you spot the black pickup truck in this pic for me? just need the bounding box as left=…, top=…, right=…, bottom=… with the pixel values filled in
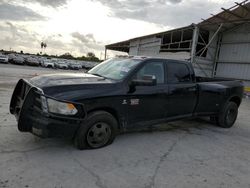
left=10, top=57, right=244, bottom=149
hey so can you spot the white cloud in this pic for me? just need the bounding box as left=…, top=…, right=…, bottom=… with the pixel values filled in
left=0, top=0, right=239, bottom=57
left=0, top=3, right=45, bottom=21
left=92, top=0, right=237, bottom=27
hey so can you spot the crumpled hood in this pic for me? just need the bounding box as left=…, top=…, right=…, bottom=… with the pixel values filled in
left=29, top=73, right=113, bottom=88
left=28, top=73, right=119, bottom=101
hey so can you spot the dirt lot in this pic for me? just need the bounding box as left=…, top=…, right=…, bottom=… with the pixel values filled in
left=0, top=63, right=250, bottom=188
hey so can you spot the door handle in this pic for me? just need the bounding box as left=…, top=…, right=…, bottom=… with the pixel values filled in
left=156, top=90, right=165, bottom=94
left=188, top=87, right=197, bottom=92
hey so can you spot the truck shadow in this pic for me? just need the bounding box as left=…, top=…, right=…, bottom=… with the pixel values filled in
left=123, top=117, right=216, bottom=136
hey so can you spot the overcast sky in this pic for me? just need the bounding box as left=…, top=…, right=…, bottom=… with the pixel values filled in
left=0, top=0, right=237, bottom=58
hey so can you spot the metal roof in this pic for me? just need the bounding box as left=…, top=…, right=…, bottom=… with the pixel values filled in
left=105, top=40, right=130, bottom=53
left=198, top=0, right=250, bottom=31
left=105, top=25, right=194, bottom=52
left=106, top=0, right=250, bottom=52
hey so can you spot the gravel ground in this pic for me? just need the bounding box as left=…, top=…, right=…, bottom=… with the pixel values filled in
left=0, top=63, right=250, bottom=188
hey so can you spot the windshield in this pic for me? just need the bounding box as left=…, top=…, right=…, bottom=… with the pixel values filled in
left=88, top=58, right=141, bottom=80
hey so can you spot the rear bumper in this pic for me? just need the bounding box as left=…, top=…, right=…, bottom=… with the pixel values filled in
left=12, top=60, right=24, bottom=64
left=44, top=64, right=54, bottom=68
left=10, top=79, right=85, bottom=138
left=0, top=59, right=8, bottom=63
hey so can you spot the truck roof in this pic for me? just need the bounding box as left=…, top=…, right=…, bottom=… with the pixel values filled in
left=120, top=56, right=190, bottom=64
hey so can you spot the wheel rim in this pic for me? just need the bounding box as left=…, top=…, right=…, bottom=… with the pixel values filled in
left=226, top=108, right=237, bottom=124
left=87, top=122, right=111, bottom=148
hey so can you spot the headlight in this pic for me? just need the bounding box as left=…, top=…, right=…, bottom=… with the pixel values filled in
left=47, top=98, right=78, bottom=115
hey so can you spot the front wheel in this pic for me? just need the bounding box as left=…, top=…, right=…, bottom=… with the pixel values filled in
left=215, top=102, right=239, bottom=128
left=74, top=111, right=118, bottom=150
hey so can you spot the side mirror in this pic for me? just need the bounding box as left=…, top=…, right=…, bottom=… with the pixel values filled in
left=131, top=75, right=157, bottom=86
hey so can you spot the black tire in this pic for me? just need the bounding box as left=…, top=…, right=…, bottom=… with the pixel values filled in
left=216, top=102, right=238, bottom=128
left=74, top=111, right=118, bottom=150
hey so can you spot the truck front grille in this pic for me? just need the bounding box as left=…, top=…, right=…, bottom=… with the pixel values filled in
left=10, top=79, right=42, bottom=117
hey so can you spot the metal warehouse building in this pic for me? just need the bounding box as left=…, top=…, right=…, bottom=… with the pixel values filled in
left=105, top=0, right=250, bottom=89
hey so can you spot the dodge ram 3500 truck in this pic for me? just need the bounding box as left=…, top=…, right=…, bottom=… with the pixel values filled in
left=10, top=57, right=244, bottom=149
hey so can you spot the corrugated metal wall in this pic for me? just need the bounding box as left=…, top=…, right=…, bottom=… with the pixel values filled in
left=139, top=37, right=161, bottom=56
left=193, top=57, right=215, bottom=77
left=128, top=36, right=190, bottom=60
left=216, top=23, right=250, bottom=80
left=129, top=37, right=161, bottom=56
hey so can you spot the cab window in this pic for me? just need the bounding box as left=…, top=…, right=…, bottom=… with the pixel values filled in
left=167, top=62, right=191, bottom=83
left=135, top=62, right=165, bottom=84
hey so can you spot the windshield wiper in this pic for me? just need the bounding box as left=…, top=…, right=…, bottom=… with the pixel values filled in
left=90, top=73, right=107, bottom=79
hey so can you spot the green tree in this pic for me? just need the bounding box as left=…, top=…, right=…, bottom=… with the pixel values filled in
left=86, top=52, right=100, bottom=62
left=59, top=52, right=74, bottom=59
left=87, top=52, right=95, bottom=58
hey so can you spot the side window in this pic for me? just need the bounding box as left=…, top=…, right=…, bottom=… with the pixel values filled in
left=167, top=63, right=191, bottom=83
left=135, top=62, right=165, bottom=84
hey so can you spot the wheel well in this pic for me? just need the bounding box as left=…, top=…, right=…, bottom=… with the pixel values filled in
left=229, top=96, right=241, bottom=106
left=87, top=108, right=121, bottom=130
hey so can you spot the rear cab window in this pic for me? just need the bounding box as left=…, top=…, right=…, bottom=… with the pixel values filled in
left=167, top=62, right=192, bottom=84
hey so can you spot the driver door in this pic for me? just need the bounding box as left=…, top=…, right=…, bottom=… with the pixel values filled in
left=125, top=60, right=168, bottom=128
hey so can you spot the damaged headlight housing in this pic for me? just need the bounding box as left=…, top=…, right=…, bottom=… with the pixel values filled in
left=41, top=97, right=78, bottom=115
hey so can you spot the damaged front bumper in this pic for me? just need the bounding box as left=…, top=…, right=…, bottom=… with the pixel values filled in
left=10, top=79, right=86, bottom=138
